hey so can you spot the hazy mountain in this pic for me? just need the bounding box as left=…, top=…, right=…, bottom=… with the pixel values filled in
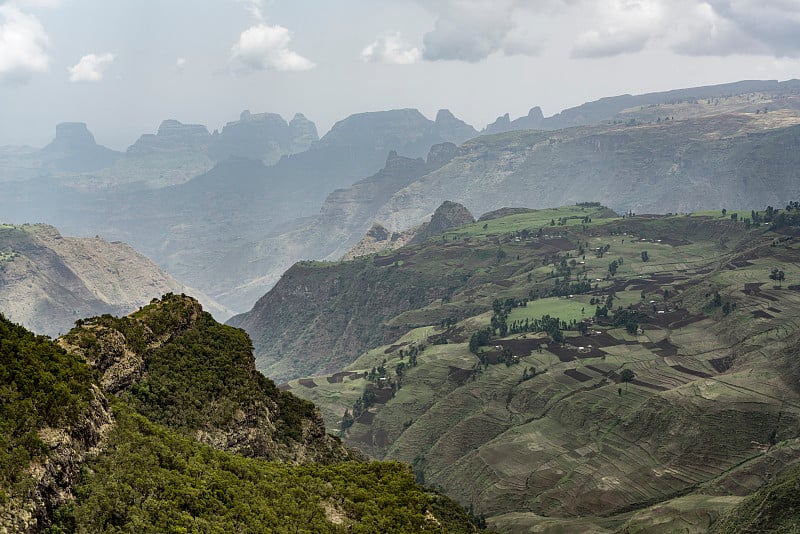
left=486, top=78, right=800, bottom=133
left=373, top=111, right=800, bottom=232
left=484, top=106, right=544, bottom=135
left=5, top=81, right=800, bottom=318
left=37, top=122, right=123, bottom=173
left=127, top=119, right=212, bottom=156
left=208, top=110, right=319, bottom=164
left=0, top=223, right=231, bottom=337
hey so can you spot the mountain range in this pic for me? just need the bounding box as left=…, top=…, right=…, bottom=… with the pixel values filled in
left=2, top=79, right=799, bottom=317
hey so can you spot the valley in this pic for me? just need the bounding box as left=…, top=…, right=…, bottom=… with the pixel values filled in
left=3, top=77, right=800, bottom=532
left=274, top=207, right=800, bottom=531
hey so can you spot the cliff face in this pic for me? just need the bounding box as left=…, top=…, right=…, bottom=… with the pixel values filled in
left=0, top=224, right=231, bottom=337
left=228, top=240, right=484, bottom=382
left=0, top=387, right=113, bottom=534
left=0, top=315, right=114, bottom=533
left=208, top=110, right=319, bottom=164
left=60, top=294, right=354, bottom=464
left=38, top=122, right=122, bottom=172
left=372, top=112, right=800, bottom=232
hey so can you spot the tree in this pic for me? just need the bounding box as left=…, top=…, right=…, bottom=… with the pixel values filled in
left=340, top=409, right=354, bottom=431
left=641, top=250, right=649, bottom=262
left=619, top=369, right=635, bottom=392
left=608, top=260, right=619, bottom=276
left=770, top=268, right=785, bottom=287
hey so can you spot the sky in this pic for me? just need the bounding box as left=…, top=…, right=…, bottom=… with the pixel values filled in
left=1, top=0, right=800, bottom=149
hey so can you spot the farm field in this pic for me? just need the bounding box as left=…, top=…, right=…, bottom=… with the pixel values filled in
left=284, top=207, right=800, bottom=531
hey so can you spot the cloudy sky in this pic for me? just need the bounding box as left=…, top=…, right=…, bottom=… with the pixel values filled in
left=1, top=0, right=799, bottom=149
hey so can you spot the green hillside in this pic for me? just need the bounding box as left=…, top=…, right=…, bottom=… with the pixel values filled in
left=0, top=302, right=479, bottom=532
left=231, top=203, right=616, bottom=382
left=278, top=205, right=800, bottom=531
left=60, top=293, right=354, bottom=464
left=50, top=402, right=475, bottom=534
left=0, top=315, right=96, bottom=507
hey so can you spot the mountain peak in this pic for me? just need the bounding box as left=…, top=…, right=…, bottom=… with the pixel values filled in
left=156, top=119, right=211, bottom=137
left=47, top=122, right=96, bottom=149
left=411, top=200, right=475, bottom=244
left=39, top=122, right=121, bottom=171
left=435, top=109, right=478, bottom=144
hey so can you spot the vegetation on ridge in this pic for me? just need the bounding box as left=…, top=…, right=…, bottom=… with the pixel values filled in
left=0, top=314, right=95, bottom=503
left=62, top=293, right=348, bottom=463
left=48, top=402, right=476, bottom=534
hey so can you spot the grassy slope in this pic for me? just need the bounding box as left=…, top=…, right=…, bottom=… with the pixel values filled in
left=235, top=204, right=614, bottom=383
left=284, top=209, right=800, bottom=531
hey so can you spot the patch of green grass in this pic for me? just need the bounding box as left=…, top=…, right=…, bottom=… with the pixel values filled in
left=453, top=205, right=618, bottom=239
left=508, top=297, right=592, bottom=324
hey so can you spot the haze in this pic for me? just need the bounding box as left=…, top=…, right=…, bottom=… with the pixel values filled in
left=1, top=0, right=799, bottom=149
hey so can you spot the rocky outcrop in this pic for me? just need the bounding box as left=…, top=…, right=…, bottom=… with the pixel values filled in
left=410, top=201, right=475, bottom=244
left=341, top=223, right=419, bottom=260
left=127, top=119, right=211, bottom=156
left=435, top=109, right=478, bottom=145
left=38, top=122, right=122, bottom=172
left=484, top=106, right=544, bottom=135
left=61, top=295, right=354, bottom=464
left=209, top=110, right=318, bottom=164
left=288, top=113, right=319, bottom=154
left=0, top=386, right=113, bottom=533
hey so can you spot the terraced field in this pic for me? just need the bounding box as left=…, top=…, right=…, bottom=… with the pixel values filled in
left=284, top=210, right=800, bottom=531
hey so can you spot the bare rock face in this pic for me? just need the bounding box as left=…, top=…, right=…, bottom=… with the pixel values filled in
left=208, top=110, right=319, bottom=164
left=289, top=113, right=319, bottom=154
left=426, top=142, right=459, bottom=167
left=411, top=201, right=475, bottom=244
left=340, top=223, right=418, bottom=260
left=0, top=223, right=231, bottom=338
left=484, top=107, right=545, bottom=135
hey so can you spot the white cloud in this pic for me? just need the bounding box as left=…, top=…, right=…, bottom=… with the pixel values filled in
left=237, top=0, right=264, bottom=21
left=419, top=0, right=543, bottom=62
left=231, top=23, right=315, bottom=72
left=571, top=0, right=665, bottom=58
left=361, top=33, right=422, bottom=64
left=68, top=52, right=114, bottom=82
left=176, top=57, right=186, bottom=70
left=0, top=4, right=49, bottom=83
left=673, top=0, right=800, bottom=57
left=569, top=0, right=800, bottom=59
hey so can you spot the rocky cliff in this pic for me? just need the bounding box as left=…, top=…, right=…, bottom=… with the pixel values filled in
left=60, top=294, right=355, bottom=464
left=208, top=110, right=319, bottom=164
left=372, top=111, right=800, bottom=232
left=38, top=122, right=122, bottom=172
left=0, top=316, right=114, bottom=533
